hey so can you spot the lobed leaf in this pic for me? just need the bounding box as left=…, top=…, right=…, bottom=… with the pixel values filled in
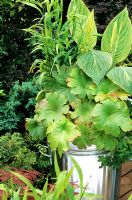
left=92, top=100, right=132, bottom=136
left=35, top=92, right=69, bottom=123
left=25, top=118, right=46, bottom=140
left=47, top=117, right=80, bottom=155
left=67, top=68, right=94, bottom=98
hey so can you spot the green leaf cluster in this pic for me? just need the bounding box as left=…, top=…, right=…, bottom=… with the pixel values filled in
left=26, top=0, right=132, bottom=159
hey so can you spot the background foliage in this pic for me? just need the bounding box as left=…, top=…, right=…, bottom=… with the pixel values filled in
left=0, top=79, right=39, bottom=134
left=0, top=0, right=40, bottom=90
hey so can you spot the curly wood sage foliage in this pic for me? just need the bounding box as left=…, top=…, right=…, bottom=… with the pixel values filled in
left=26, top=0, right=132, bottom=156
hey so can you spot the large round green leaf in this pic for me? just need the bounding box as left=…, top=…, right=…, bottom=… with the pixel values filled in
left=101, top=8, right=132, bottom=64
left=107, top=67, right=132, bottom=95
left=67, top=67, right=94, bottom=98
left=26, top=118, right=46, bottom=140
left=47, top=117, right=80, bottom=155
left=77, top=50, right=112, bottom=84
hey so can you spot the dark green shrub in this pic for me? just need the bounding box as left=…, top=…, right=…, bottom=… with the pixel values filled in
left=0, top=79, right=39, bottom=134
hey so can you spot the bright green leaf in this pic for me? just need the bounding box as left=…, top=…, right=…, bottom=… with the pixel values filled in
left=73, top=123, right=94, bottom=149
left=26, top=118, right=46, bottom=140
left=93, top=79, right=128, bottom=102
left=67, top=67, right=94, bottom=98
left=101, top=8, right=132, bottom=64
left=67, top=0, right=90, bottom=47
left=93, top=134, right=118, bottom=151
left=19, top=1, right=42, bottom=14
left=44, top=68, right=76, bottom=102
left=47, top=117, right=80, bottom=155
left=92, top=100, right=132, bottom=136
left=70, top=156, right=83, bottom=192
left=71, top=99, right=94, bottom=122
left=54, top=152, right=60, bottom=177
left=107, top=67, right=132, bottom=95
left=12, top=172, right=40, bottom=200
left=35, top=92, right=69, bottom=123
left=81, top=10, right=97, bottom=50
left=77, top=50, right=112, bottom=84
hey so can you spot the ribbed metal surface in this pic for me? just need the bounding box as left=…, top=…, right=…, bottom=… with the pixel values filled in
left=63, top=146, right=120, bottom=200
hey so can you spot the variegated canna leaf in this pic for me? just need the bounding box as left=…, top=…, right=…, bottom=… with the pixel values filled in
left=101, top=8, right=132, bottom=64
left=107, top=67, right=132, bottom=95
left=77, top=50, right=112, bottom=84
left=67, top=0, right=97, bottom=50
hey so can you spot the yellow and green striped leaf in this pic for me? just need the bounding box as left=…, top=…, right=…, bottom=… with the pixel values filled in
left=101, top=8, right=132, bottom=64
left=67, top=0, right=97, bottom=50
left=107, top=67, right=132, bottom=95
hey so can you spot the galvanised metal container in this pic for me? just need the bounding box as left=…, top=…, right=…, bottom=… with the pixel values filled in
left=63, top=145, right=120, bottom=200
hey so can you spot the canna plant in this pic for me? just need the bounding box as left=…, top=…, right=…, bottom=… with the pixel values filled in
left=26, top=0, right=132, bottom=158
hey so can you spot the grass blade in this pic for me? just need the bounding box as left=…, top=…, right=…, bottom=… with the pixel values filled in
left=11, top=172, right=40, bottom=200
left=54, top=152, right=60, bottom=177
left=70, top=156, right=83, bottom=193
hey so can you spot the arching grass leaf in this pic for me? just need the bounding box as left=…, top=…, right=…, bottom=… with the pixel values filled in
left=101, top=8, right=132, bottom=64
left=77, top=50, right=112, bottom=84
left=107, top=67, right=132, bottom=95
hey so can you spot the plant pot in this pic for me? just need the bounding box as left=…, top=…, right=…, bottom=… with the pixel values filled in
left=62, top=144, right=121, bottom=200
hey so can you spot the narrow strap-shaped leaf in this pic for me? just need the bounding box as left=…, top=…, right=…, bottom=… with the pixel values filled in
left=40, top=179, right=48, bottom=200
left=52, top=168, right=74, bottom=200
left=70, top=156, right=83, bottom=193
left=19, top=1, right=43, bottom=14
left=11, top=172, right=40, bottom=200
left=54, top=151, right=60, bottom=177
